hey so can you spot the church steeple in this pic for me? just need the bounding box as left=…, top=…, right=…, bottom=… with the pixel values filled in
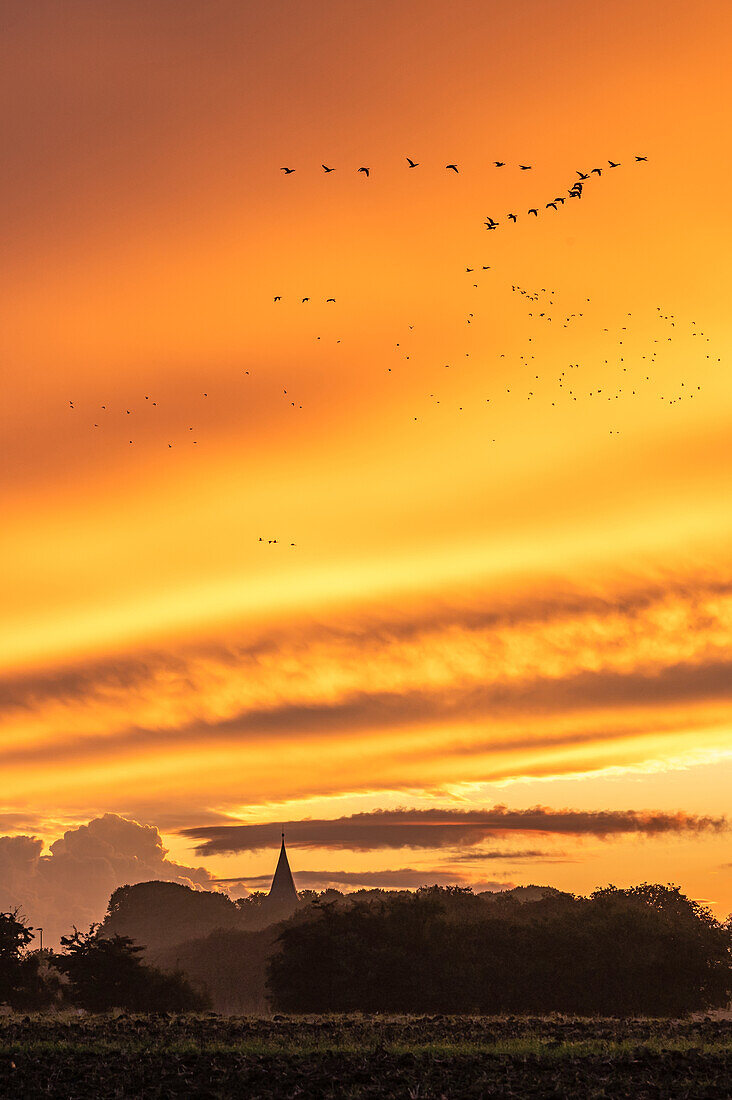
left=268, top=831, right=298, bottom=905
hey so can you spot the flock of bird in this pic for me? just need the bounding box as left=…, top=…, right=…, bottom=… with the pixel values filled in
left=63, top=148, right=724, bottom=549
left=381, top=286, right=716, bottom=436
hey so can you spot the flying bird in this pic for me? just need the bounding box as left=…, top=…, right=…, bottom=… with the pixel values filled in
left=518, top=164, right=532, bottom=170
left=591, top=167, right=602, bottom=175
left=302, top=297, right=309, bottom=302
left=322, top=164, right=335, bottom=172
left=358, top=166, right=370, bottom=177
left=446, top=163, right=459, bottom=172
left=326, top=298, right=336, bottom=303
left=406, top=157, right=419, bottom=168
left=274, top=296, right=281, bottom=301
left=494, top=161, right=505, bottom=167
left=528, top=208, right=538, bottom=216
left=576, top=171, right=589, bottom=180
left=546, top=202, right=558, bottom=210
left=280, top=167, right=295, bottom=174
left=507, top=212, right=517, bottom=222
left=608, top=159, right=621, bottom=167
left=635, top=155, right=648, bottom=161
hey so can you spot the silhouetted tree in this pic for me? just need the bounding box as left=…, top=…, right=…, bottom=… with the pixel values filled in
left=56, top=925, right=208, bottom=1012
left=0, top=909, right=34, bottom=1005
left=103, top=881, right=244, bottom=958
left=235, top=891, right=268, bottom=913
left=0, top=909, right=60, bottom=1010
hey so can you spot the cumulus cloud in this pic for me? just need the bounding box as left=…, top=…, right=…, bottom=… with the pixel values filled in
left=184, top=805, right=727, bottom=855
left=0, top=814, right=215, bottom=947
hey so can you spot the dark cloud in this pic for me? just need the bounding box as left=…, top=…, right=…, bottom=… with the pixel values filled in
left=2, top=658, right=732, bottom=774
left=2, top=571, right=729, bottom=720
left=0, top=814, right=215, bottom=947
left=447, top=848, right=569, bottom=863
left=214, top=868, right=509, bottom=890
left=0, top=812, right=48, bottom=833
left=115, top=807, right=240, bottom=832
left=183, top=805, right=727, bottom=855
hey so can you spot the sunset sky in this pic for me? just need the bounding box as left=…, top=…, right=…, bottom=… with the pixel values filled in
left=1, top=0, right=731, bottom=941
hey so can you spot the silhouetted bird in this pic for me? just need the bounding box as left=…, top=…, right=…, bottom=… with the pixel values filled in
left=528, top=208, right=538, bottom=216
left=358, top=167, right=370, bottom=177
left=608, top=159, right=621, bottom=167
left=274, top=296, right=281, bottom=301
left=446, top=163, right=459, bottom=172
left=494, top=161, right=505, bottom=167
left=322, top=164, right=335, bottom=172
left=519, top=164, right=532, bottom=170
left=508, top=213, right=517, bottom=222
left=406, top=157, right=419, bottom=168
left=326, top=298, right=336, bottom=303
left=546, top=202, right=557, bottom=209
left=591, top=167, right=602, bottom=175
left=302, top=297, right=309, bottom=302
left=576, top=171, right=589, bottom=180
left=635, top=155, right=648, bottom=161
left=281, top=167, right=295, bottom=174
left=466, top=267, right=474, bottom=272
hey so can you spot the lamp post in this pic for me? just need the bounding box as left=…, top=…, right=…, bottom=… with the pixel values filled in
left=36, top=927, right=43, bottom=954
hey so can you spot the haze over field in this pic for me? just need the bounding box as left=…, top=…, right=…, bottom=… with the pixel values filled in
left=1, top=0, right=731, bottom=936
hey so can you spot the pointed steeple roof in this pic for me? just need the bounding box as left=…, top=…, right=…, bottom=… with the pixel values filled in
left=268, top=832, right=298, bottom=903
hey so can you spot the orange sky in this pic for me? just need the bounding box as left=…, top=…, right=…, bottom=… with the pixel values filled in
left=1, top=0, right=731, bottom=928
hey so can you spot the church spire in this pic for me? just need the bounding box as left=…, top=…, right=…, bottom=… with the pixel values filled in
left=268, top=831, right=298, bottom=905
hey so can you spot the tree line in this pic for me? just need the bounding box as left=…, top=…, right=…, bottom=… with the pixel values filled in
left=3, top=882, right=730, bottom=1015
left=268, top=884, right=732, bottom=1016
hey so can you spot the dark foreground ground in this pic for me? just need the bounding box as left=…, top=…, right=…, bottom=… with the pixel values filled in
left=1, top=1013, right=730, bottom=1099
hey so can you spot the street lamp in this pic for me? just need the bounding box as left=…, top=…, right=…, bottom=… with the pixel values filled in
left=36, top=927, right=43, bottom=953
